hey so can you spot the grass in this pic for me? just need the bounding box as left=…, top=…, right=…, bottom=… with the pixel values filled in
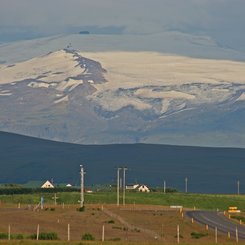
left=1, top=191, right=245, bottom=211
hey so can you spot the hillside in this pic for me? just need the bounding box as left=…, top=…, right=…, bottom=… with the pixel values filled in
left=0, top=131, right=245, bottom=194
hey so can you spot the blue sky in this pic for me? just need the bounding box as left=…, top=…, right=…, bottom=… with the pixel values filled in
left=0, top=0, right=244, bottom=51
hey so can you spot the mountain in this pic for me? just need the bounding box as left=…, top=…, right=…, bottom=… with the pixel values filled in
left=0, top=131, right=245, bottom=194
left=0, top=47, right=245, bottom=147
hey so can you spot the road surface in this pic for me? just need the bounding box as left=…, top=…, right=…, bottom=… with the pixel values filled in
left=186, top=210, right=245, bottom=239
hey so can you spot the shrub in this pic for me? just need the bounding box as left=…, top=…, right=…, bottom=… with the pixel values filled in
left=0, top=233, right=24, bottom=240
left=30, top=232, right=58, bottom=240
left=107, top=220, right=115, bottom=224
left=133, top=228, right=140, bottom=232
left=110, top=237, right=121, bottom=241
left=231, top=215, right=245, bottom=223
left=12, top=234, right=24, bottom=240
left=81, top=233, right=95, bottom=241
left=174, top=234, right=183, bottom=238
left=0, top=233, right=8, bottom=239
left=191, top=232, right=208, bottom=239
left=77, top=206, right=85, bottom=212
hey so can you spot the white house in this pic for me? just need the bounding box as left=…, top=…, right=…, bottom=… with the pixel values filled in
left=126, top=184, right=140, bottom=190
left=41, top=180, right=54, bottom=188
left=126, top=184, right=150, bottom=192
left=137, top=185, right=150, bottom=192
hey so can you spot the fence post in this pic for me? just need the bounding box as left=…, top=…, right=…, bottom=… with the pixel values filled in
left=36, top=224, right=39, bottom=240
left=215, top=227, right=218, bottom=244
left=177, top=225, right=180, bottom=244
left=8, top=224, right=11, bottom=240
left=236, top=227, right=239, bottom=243
left=102, top=225, right=105, bottom=241
left=68, top=224, right=70, bottom=241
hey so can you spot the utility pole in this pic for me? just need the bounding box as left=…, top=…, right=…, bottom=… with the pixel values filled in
left=164, top=180, right=166, bottom=194
left=122, top=167, right=128, bottom=206
left=80, top=165, right=85, bottom=208
left=237, top=180, right=240, bottom=195
left=185, top=177, right=188, bottom=193
left=117, top=167, right=122, bottom=206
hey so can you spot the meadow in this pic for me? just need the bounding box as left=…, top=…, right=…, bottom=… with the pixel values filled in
left=1, top=191, right=245, bottom=211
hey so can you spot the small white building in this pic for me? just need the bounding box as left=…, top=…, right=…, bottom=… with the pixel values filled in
left=126, top=184, right=150, bottom=192
left=126, top=184, right=140, bottom=190
left=138, top=185, right=150, bottom=192
left=41, top=180, right=54, bottom=188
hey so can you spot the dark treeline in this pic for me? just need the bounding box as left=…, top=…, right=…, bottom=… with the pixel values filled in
left=0, top=187, right=79, bottom=195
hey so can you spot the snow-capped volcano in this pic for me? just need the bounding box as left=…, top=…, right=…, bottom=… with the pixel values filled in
left=1, top=49, right=245, bottom=147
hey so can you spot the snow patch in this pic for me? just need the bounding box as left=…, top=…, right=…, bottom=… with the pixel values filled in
left=0, top=50, right=85, bottom=85
left=56, top=78, right=83, bottom=92
left=134, top=88, right=195, bottom=100
left=28, top=81, right=50, bottom=88
left=54, top=95, right=69, bottom=104
left=236, top=93, right=245, bottom=101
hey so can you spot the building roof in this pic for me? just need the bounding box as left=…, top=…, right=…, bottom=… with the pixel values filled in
left=41, top=180, right=54, bottom=188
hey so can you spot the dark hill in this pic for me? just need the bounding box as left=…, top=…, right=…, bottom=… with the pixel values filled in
left=0, top=131, right=245, bottom=194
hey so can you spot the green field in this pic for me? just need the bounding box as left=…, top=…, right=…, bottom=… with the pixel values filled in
left=1, top=191, right=245, bottom=211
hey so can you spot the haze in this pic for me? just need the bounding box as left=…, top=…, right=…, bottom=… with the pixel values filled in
left=0, top=0, right=245, bottom=52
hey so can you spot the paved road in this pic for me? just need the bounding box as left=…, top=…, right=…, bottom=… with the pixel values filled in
left=186, top=211, right=245, bottom=239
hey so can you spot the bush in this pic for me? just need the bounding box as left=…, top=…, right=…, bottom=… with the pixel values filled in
left=82, top=233, right=95, bottom=241
left=12, top=234, right=24, bottom=240
left=231, top=215, right=245, bottom=223
left=77, top=206, right=85, bottom=212
left=110, top=237, right=121, bottom=241
left=107, top=220, right=115, bottom=224
left=174, top=234, right=183, bottom=238
left=191, top=232, right=208, bottom=239
left=0, top=233, right=8, bottom=239
left=30, top=232, right=58, bottom=240
left=0, top=233, right=24, bottom=240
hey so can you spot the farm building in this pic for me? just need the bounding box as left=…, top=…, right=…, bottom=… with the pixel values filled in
left=138, top=185, right=150, bottom=192
left=126, top=184, right=150, bottom=192
left=41, top=180, right=54, bottom=188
